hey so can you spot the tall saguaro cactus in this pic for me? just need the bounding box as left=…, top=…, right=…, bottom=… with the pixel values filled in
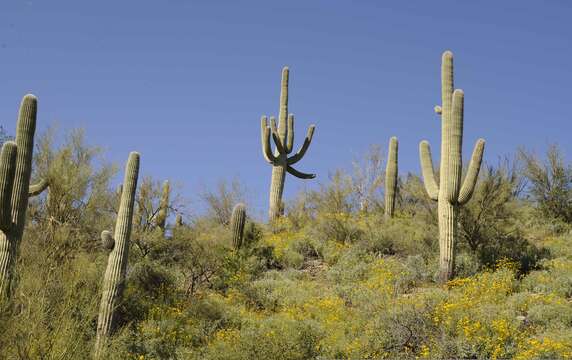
left=260, top=67, right=316, bottom=221
left=0, top=95, right=44, bottom=300
left=419, top=51, right=485, bottom=282
left=230, top=203, right=246, bottom=251
left=95, top=152, right=140, bottom=358
left=155, top=180, right=169, bottom=232
left=384, top=137, right=398, bottom=219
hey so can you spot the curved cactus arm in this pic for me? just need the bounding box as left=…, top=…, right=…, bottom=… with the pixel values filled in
left=0, top=142, right=17, bottom=230
left=261, top=116, right=277, bottom=164
left=269, top=116, right=286, bottom=155
left=287, top=165, right=315, bottom=179
left=286, top=114, right=294, bottom=154
left=458, top=139, right=486, bottom=205
left=287, top=125, right=315, bottom=165
left=28, top=178, right=49, bottom=197
left=419, top=141, right=439, bottom=201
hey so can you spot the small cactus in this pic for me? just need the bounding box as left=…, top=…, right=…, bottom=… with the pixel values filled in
left=419, top=51, right=485, bottom=282
left=94, top=152, right=140, bottom=357
left=261, top=67, right=316, bottom=222
left=155, top=180, right=169, bottom=232
left=0, top=95, right=41, bottom=300
left=230, top=203, right=246, bottom=251
left=175, top=213, right=183, bottom=227
left=384, top=137, right=398, bottom=219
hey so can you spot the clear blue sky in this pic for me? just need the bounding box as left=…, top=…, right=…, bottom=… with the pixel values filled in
left=1, top=1, right=571, bottom=218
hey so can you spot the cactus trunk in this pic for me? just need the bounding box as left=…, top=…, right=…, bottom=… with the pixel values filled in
left=95, top=152, right=140, bottom=358
left=438, top=201, right=457, bottom=282
left=0, top=95, right=39, bottom=301
left=384, top=137, right=398, bottom=219
left=269, top=162, right=286, bottom=220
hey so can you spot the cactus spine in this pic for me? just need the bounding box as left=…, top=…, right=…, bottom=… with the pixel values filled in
left=0, top=95, right=41, bottom=300
left=155, top=180, right=169, bottom=232
left=384, top=137, right=398, bottom=219
left=419, top=51, right=485, bottom=283
left=95, top=152, right=140, bottom=357
left=261, top=67, right=316, bottom=221
left=230, top=203, right=246, bottom=251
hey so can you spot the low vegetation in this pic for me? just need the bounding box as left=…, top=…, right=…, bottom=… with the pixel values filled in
left=1, top=125, right=571, bottom=360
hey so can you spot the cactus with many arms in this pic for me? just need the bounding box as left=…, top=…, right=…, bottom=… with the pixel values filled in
left=0, top=95, right=49, bottom=300
left=230, top=203, right=246, bottom=251
left=155, top=180, right=169, bottom=232
left=261, top=67, right=316, bottom=221
left=94, top=152, right=140, bottom=357
left=419, top=51, right=485, bottom=283
left=384, top=137, right=398, bottom=219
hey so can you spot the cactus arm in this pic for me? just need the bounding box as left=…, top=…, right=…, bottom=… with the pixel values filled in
left=445, top=89, right=464, bottom=203
left=287, top=125, right=315, bottom=165
left=10, top=95, right=37, bottom=233
left=269, top=118, right=286, bottom=155
left=441, top=51, right=454, bottom=120
left=419, top=141, right=439, bottom=201
left=286, top=165, right=315, bottom=179
left=261, top=117, right=277, bottom=164
left=28, top=178, right=49, bottom=197
left=270, top=116, right=279, bottom=143
left=458, top=139, right=486, bottom=205
left=286, top=114, right=294, bottom=154
left=0, top=142, right=17, bottom=230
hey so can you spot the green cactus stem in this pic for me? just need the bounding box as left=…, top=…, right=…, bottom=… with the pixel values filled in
left=419, top=51, right=485, bottom=283
left=384, top=137, right=398, bottom=219
left=94, top=152, right=140, bottom=357
left=230, top=203, right=246, bottom=251
left=155, top=180, right=169, bottom=232
left=0, top=95, right=41, bottom=301
left=260, top=67, right=316, bottom=221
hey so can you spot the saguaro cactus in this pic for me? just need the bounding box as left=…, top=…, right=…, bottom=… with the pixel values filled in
left=155, top=180, right=169, bottom=232
left=261, top=67, right=316, bottom=221
left=419, top=51, right=485, bottom=282
left=230, top=203, right=246, bottom=251
left=0, top=95, right=43, bottom=300
left=384, top=137, right=398, bottom=219
left=95, top=152, right=140, bottom=357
